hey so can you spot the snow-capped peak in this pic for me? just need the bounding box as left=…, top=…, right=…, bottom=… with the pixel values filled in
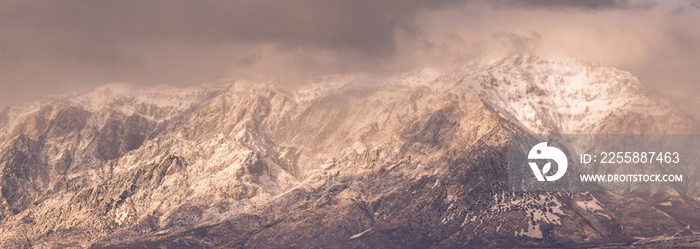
left=459, top=54, right=678, bottom=133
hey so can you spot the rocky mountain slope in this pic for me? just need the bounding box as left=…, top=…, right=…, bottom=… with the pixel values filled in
left=0, top=54, right=698, bottom=248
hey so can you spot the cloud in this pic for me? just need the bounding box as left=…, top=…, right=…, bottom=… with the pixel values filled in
left=494, top=0, right=657, bottom=10
left=0, top=0, right=468, bottom=105
left=0, top=0, right=699, bottom=108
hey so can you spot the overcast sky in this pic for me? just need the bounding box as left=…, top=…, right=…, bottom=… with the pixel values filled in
left=1, top=0, right=699, bottom=107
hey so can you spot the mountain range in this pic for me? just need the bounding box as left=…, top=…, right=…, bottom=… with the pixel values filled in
left=0, top=54, right=698, bottom=248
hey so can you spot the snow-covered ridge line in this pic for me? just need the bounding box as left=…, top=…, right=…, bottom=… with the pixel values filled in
left=70, top=82, right=228, bottom=113
left=2, top=53, right=690, bottom=137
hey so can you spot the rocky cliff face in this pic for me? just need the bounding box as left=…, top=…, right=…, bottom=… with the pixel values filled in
left=0, top=55, right=698, bottom=248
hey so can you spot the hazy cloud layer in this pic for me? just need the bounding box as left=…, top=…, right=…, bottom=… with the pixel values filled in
left=1, top=0, right=699, bottom=107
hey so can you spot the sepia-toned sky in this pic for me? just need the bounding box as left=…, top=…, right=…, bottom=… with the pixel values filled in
left=1, top=0, right=699, bottom=108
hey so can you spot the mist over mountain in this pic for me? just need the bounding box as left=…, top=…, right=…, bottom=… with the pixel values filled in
left=1, top=0, right=700, bottom=115
left=0, top=54, right=698, bottom=248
